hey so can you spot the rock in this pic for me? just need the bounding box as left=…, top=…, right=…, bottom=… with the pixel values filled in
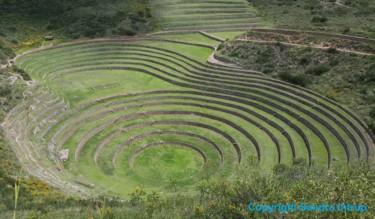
left=8, top=76, right=18, bottom=85
left=58, top=149, right=70, bottom=162
left=32, top=126, right=40, bottom=136
left=44, top=36, right=54, bottom=41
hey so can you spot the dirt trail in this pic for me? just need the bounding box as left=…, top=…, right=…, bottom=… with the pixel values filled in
left=251, top=28, right=375, bottom=43
left=236, top=39, right=374, bottom=56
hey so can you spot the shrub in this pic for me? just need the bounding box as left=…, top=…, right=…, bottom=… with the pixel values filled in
left=217, top=42, right=224, bottom=51
left=273, top=164, right=288, bottom=174
left=0, top=41, right=15, bottom=57
left=366, top=120, right=375, bottom=134
left=326, top=47, right=338, bottom=53
left=276, top=42, right=286, bottom=51
left=46, top=24, right=58, bottom=30
left=311, top=16, right=328, bottom=23
left=342, top=27, right=350, bottom=34
left=302, top=47, right=313, bottom=52
left=8, top=26, right=17, bottom=33
left=279, top=72, right=311, bottom=87
left=117, top=27, right=136, bottom=36
left=255, top=47, right=274, bottom=64
left=299, top=56, right=310, bottom=65
left=306, top=65, right=330, bottom=75
left=13, top=66, right=31, bottom=81
left=329, top=59, right=339, bottom=66
left=0, top=87, right=11, bottom=96
left=369, top=108, right=375, bottom=119
left=10, top=39, right=18, bottom=45
left=292, top=157, right=307, bottom=166
left=363, top=63, right=375, bottom=82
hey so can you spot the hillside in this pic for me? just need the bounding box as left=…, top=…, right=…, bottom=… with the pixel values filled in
left=216, top=30, right=375, bottom=134
left=0, top=0, right=157, bottom=64
left=249, top=0, right=375, bottom=38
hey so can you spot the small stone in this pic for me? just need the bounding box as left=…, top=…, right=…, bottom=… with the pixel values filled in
left=58, top=149, right=70, bottom=162
left=44, top=36, right=54, bottom=41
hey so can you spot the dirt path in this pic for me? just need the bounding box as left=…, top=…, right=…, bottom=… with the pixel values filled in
left=236, top=39, right=374, bottom=56
left=251, top=28, right=375, bottom=44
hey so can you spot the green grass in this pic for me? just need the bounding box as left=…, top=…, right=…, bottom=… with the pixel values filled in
left=133, top=145, right=204, bottom=181
left=10, top=38, right=372, bottom=198
left=53, top=70, right=183, bottom=106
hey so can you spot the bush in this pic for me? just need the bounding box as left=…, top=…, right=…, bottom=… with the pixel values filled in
left=292, top=157, right=307, bottom=166
left=217, top=42, right=224, bottom=51
left=13, top=66, right=31, bottom=81
left=10, top=39, right=18, bottom=45
left=279, top=72, right=311, bottom=87
left=0, top=41, right=15, bottom=57
left=276, top=42, right=286, bottom=51
left=311, top=16, right=328, bottom=23
left=329, top=59, right=339, bottom=66
left=299, top=56, right=310, bottom=65
left=255, top=47, right=274, bottom=64
left=116, top=27, right=136, bottom=36
left=46, top=24, right=58, bottom=30
left=306, top=65, right=330, bottom=75
left=326, top=47, right=338, bottom=54
left=369, top=108, right=375, bottom=119
left=363, top=63, right=375, bottom=82
left=273, top=164, right=288, bottom=174
left=0, top=87, right=11, bottom=96
left=342, top=27, right=350, bottom=34
left=367, top=120, right=375, bottom=134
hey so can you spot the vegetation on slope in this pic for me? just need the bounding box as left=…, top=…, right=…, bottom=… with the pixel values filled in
left=0, top=41, right=14, bottom=65
left=249, top=0, right=375, bottom=38
left=1, top=161, right=374, bottom=218
left=217, top=38, right=375, bottom=134
left=0, top=0, right=157, bottom=38
left=0, top=0, right=158, bottom=63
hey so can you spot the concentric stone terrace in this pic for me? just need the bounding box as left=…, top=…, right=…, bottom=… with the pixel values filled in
left=5, top=39, right=374, bottom=196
